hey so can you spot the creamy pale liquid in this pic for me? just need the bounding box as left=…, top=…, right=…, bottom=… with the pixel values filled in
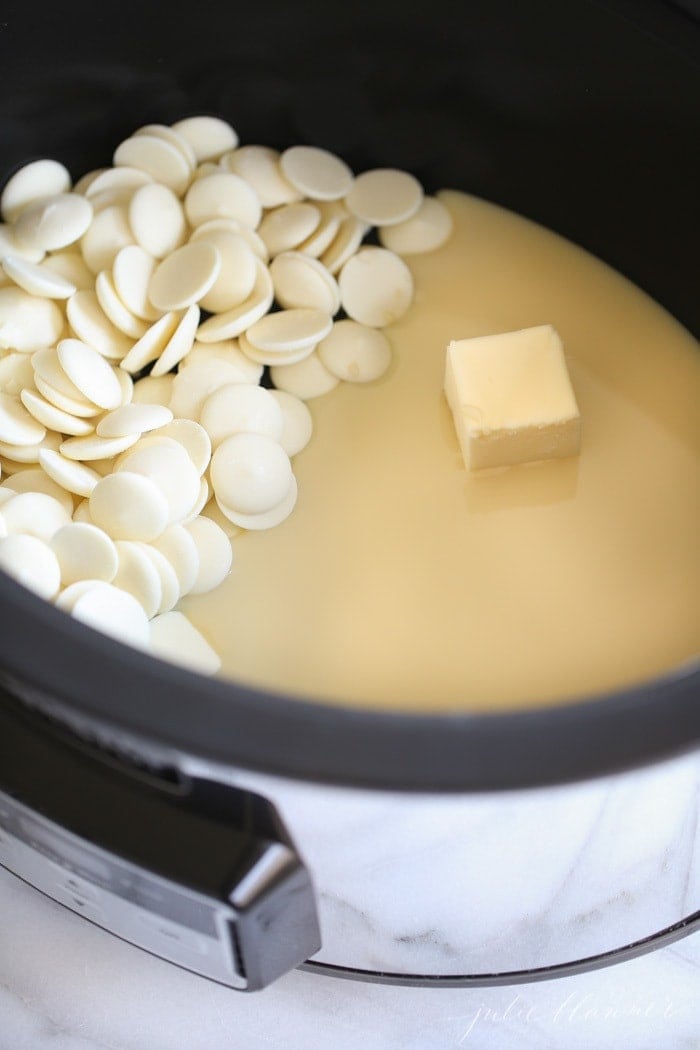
left=181, top=191, right=700, bottom=711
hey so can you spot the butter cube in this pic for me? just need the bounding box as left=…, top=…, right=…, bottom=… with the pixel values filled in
left=444, top=325, right=581, bottom=471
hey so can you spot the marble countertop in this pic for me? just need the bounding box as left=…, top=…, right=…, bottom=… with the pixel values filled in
left=1, top=866, right=698, bottom=1050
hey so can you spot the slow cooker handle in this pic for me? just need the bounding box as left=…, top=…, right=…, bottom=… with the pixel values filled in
left=0, top=693, right=321, bottom=990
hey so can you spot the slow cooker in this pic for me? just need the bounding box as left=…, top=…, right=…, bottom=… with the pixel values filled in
left=0, top=0, right=698, bottom=992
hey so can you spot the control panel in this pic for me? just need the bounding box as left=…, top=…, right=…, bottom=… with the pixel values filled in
left=0, top=696, right=321, bottom=990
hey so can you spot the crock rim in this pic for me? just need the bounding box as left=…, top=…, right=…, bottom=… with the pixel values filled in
left=0, top=575, right=697, bottom=792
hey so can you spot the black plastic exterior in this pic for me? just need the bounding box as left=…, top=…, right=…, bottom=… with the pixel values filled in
left=0, top=576, right=697, bottom=793
left=0, top=0, right=698, bottom=792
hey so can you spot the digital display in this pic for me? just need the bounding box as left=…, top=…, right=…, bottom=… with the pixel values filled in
left=18, top=815, right=111, bottom=882
left=11, top=808, right=218, bottom=937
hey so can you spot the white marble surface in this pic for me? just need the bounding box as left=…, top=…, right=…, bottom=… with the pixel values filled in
left=196, top=750, right=700, bottom=974
left=1, top=865, right=699, bottom=1050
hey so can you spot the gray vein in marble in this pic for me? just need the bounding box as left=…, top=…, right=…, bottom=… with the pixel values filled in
left=316, top=890, right=377, bottom=936
left=317, top=891, right=464, bottom=966
left=0, top=978, right=122, bottom=1050
left=394, top=927, right=459, bottom=958
left=678, top=788, right=699, bottom=915
left=544, top=792, right=611, bottom=911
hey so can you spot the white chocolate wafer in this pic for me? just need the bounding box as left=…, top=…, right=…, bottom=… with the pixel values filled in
left=223, top=145, right=301, bottom=208
left=96, top=403, right=173, bottom=438
left=184, top=172, right=261, bottom=230
left=379, top=196, right=453, bottom=254
left=171, top=117, right=238, bottom=162
left=129, top=183, right=187, bottom=260
left=269, top=390, right=313, bottom=457
left=184, top=516, right=233, bottom=594
left=200, top=383, right=283, bottom=449
left=114, top=135, right=190, bottom=196
left=14, top=193, right=93, bottom=252
left=0, top=533, right=61, bottom=598
left=39, top=449, right=102, bottom=497
left=0, top=287, right=64, bottom=352
left=210, top=432, right=292, bottom=515
left=151, top=523, right=199, bottom=596
left=117, top=440, right=201, bottom=524
left=69, top=580, right=150, bottom=649
left=148, top=243, right=219, bottom=311
left=258, top=202, right=320, bottom=257
left=345, top=168, right=423, bottom=225
left=280, top=146, right=354, bottom=201
left=338, top=247, right=413, bottom=327
left=269, top=350, right=339, bottom=400
left=2, top=491, right=71, bottom=541
left=150, top=611, right=221, bottom=674
left=2, top=255, right=76, bottom=299
left=51, top=522, right=118, bottom=584
left=317, top=319, right=392, bottom=382
left=57, top=339, right=123, bottom=409
left=66, top=291, right=133, bottom=360
left=1, top=159, right=71, bottom=223
left=89, top=471, right=169, bottom=541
